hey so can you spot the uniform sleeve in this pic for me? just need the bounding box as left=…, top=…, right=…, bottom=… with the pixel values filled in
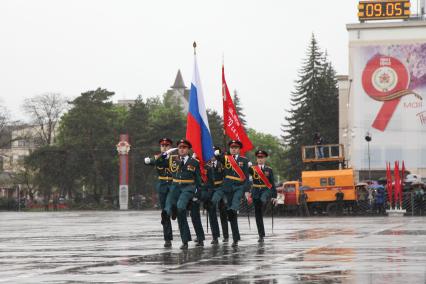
left=248, top=166, right=254, bottom=176
left=243, top=158, right=250, bottom=189
left=194, top=161, right=202, bottom=189
left=215, top=153, right=225, bottom=164
left=243, top=159, right=250, bottom=179
left=153, top=156, right=161, bottom=166
left=269, top=168, right=277, bottom=198
left=205, top=165, right=214, bottom=188
left=155, top=155, right=172, bottom=171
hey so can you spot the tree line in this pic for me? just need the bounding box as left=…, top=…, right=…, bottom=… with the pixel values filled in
left=3, top=88, right=288, bottom=208
left=1, top=34, right=339, bottom=209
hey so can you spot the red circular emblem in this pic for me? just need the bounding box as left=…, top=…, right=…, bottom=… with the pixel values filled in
left=362, top=55, right=409, bottom=100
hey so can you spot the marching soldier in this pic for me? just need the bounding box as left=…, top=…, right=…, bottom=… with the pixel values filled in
left=204, top=146, right=229, bottom=245
left=144, top=138, right=174, bottom=248
left=163, top=139, right=202, bottom=249
left=189, top=153, right=206, bottom=247
left=213, top=140, right=249, bottom=247
left=248, top=150, right=277, bottom=243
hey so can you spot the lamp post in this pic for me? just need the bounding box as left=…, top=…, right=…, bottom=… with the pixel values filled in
left=365, top=132, right=372, bottom=180
left=116, top=134, right=131, bottom=210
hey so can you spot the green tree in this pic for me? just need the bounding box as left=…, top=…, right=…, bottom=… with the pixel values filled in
left=282, top=34, right=339, bottom=180
left=124, top=95, right=187, bottom=206
left=57, top=88, right=124, bottom=203
left=207, top=109, right=223, bottom=147
left=25, top=145, right=71, bottom=201
left=247, top=128, right=289, bottom=183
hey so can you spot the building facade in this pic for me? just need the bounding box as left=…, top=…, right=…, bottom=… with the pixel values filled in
left=339, top=20, right=426, bottom=181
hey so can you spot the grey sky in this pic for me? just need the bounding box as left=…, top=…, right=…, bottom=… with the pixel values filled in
left=1, top=0, right=362, bottom=137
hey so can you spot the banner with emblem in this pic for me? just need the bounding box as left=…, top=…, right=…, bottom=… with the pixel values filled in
left=349, top=42, right=426, bottom=170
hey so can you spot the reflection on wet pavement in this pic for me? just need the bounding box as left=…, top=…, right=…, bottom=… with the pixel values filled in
left=0, top=211, right=425, bottom=283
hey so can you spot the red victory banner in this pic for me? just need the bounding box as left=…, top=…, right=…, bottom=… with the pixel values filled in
left=394, top=161, right=401, bottom=206
left=222, top=65, right=253, bottom=155
left=362, top=54, right=422, bottom=131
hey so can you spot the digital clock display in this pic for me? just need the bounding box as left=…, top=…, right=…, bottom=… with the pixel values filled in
left=358, top=0, right=411, bottom=21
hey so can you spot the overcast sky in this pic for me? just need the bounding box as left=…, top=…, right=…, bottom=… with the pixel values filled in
left=0, top=0, right=384, bottom=137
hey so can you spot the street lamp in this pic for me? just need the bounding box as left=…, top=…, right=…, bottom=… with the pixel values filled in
left=365, top=132, right=372, bottom=180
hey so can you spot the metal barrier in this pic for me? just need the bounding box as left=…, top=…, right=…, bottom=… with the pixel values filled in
left=302, top=144, right=345, bottom=163
left=238, top=191, right=425, bottom=217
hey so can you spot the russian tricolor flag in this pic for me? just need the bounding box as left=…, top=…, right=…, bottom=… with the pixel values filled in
left=186, top=52, right=214, bottom=175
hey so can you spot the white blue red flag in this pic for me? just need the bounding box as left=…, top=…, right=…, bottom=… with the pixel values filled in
left=186, top=53, right=214, bottom=178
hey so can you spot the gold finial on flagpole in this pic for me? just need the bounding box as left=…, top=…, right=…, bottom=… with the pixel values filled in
left=193, top=41, right=197, bottom=55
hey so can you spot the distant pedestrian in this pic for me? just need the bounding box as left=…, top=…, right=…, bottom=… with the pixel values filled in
left=313, top=132, right=324, bottom=159
left=298, top=191, right=309, bottom=217
left=335, top=189, right=344, bottom=215
left=357, top=186, right=368, bottom=213
left=374, top=186, right=385, bottom=215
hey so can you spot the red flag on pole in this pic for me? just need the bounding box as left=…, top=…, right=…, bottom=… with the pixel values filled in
left=400, top=160, right=405, bottom=207
left=394, top=161, right=401, bottom=206
left=222, top=65, right=253, bottom=155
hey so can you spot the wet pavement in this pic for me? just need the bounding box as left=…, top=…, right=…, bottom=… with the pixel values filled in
left=1, top=211, right=425, bottom=283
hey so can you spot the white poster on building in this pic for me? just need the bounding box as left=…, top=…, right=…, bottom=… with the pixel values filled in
left=349, top=41, right=426, bottom=170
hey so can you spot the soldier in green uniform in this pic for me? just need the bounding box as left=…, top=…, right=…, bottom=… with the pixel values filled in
left=248, top=150, right=277, bottom=243
left=163, top=139, right=202, bottom=250
left=144, top=138, right=174, bottom=248
left=204, top=146, right=229, bottom=244
left=213, top=140, right=249, bottom=247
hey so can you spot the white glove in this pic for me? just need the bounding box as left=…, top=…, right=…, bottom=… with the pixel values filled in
left=144, top=157, right=151, bottom=164
left=245, top=192, right=251, bottom=199
left=165, top=147, right=177, bottom=155
left=248, top=161, right=253, bottom=167
left=192, top=152, right=197, bottom=159
left=214, top=149, right=220, bottom=156
left=271, top=198, right=278, bottom=207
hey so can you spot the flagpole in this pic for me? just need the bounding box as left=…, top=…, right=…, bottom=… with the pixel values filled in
left=222, top=62, right=227, bottom=152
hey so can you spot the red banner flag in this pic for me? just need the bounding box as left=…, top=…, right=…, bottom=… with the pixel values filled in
left=400, top=160, right=405, bottom=207
left=222, top=65, right=254, bottom=155
left=394, top=161, right=401, bottom=205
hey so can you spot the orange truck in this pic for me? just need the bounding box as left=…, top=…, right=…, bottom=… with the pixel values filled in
left=277, top=168, right=357, bottom=214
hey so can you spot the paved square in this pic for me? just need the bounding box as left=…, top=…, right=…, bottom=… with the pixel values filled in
left=1, top=211, right=425, bottom=283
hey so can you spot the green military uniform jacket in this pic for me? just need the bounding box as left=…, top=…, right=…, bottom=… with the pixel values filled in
left=216, top=154, right=249, bottom=187
left=249, top=165, right=277, bottom=198
left=166, top=154, right=202, bottom=188
left=146, top=154, right=173, bottom=183
left=205, top=160, right=225, bottom=189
